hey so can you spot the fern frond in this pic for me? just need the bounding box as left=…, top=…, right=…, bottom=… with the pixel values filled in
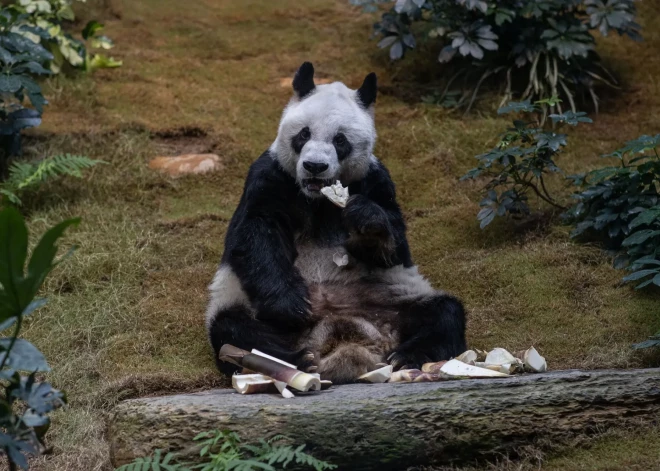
left=0, top=188, right=21, bottom=205
left=7, top=154, right=106, bottom=190
left=113, top=449, right=191, bottom=471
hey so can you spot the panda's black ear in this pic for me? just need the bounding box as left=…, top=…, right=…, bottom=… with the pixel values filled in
left=356, top=72, right=377, bottom=108
left=292, top=62, right=315, bottom=99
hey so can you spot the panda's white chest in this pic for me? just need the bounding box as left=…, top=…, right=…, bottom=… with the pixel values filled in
left=294, top=243, right=367, bottom=285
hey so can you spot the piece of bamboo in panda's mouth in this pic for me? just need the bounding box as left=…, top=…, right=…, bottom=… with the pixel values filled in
left=219, top=344, right=322, bottom=392
left=320, top=180, right=349, bottom=208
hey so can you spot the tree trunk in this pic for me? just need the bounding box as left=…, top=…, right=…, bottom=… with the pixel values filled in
left=108, top=368, right=660, bottom=470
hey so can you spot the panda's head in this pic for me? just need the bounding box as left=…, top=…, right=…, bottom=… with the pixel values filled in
left=271, top=62, right=377, bottom=198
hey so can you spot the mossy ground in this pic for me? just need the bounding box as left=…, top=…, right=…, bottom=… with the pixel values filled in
left=12, top=0, right=660, bottom=469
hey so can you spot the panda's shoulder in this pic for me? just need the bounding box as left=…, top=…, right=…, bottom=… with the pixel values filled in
left=357, top=157, right=396, bottom=196
left=245, top=151, right=295, bottom=188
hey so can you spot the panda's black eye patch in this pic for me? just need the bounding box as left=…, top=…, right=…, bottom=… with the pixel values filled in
left=292, top=127, right=311, bottom=154
left=333, top=133, right=352, bottom=161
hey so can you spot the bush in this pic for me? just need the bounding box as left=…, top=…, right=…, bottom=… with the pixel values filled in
left=460, top=98, right=591, bottom=228
left=115, top=430, right=337, bottom=471
left=0, top=6, right=53, bottom=161
left=0, top=206, right=79, bottom=470
left=351, top=0, right=640, bottom=111
left=565, top=134, right=660, bottom=289
left=0, top=1, right=116, bottom=200
left=13, top=0, right=121, bottom=74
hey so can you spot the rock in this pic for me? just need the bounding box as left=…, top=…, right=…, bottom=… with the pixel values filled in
left=148, top=154, right=223, bottom=177
left=108, top=368, right=660, bottom=470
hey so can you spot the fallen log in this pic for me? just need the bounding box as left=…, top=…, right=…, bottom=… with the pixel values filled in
left=108, top=368, right=660, bottom=470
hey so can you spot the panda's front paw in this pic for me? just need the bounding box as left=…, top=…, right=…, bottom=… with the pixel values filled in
left=343, top=195, right=391, bottom=239
left=258, top=290, right=313, bottom=329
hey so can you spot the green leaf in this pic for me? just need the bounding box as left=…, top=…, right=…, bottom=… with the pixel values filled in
left=622, top=269, right=659, bottom=282
left=25, top=217, right=80, bottom=302
left=0, top=75, right=22, bottom=93
left=629, top=208, right=660, bottom=229
left=498, top=100, right=536, bottom=115
left=622, top=229, right=660, bottom=247
left=87, top=53, right=122, bottom=71
left=82, top=20, right=104, bottom=40
left=0, top=339, right=49, bottom=371
left=632, top=338, right=660, bottom=349
left=0, top=206, right=28, bottom=311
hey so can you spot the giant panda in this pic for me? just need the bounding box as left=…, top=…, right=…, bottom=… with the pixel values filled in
left=206, top=62, right=467, bottom=384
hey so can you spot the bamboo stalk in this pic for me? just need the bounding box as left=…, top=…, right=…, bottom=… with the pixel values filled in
left=219, top=344, right=321, bottom=392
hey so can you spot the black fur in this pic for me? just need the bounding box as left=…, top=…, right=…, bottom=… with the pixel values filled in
left=221, top=153, right=311, bottom=330
left=345, top=161, right=412, bottom=268
left=356, top=72, right=377, bottom=108
left=291, top=127, right=310, bottom=154
left=292, top=62, right=315, bottom=99
left=209, top=305, right=309, bottom=375
left=210, top=151, right=465, bottom=378
left=388, top=294, right=467, bottom=370
left=333, top=133, right=352, bottom=161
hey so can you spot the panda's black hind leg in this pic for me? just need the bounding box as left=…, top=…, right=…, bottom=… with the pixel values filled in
left=389, top=294, right=467, bottom=370
left=208, top=306, right=309, bottom=376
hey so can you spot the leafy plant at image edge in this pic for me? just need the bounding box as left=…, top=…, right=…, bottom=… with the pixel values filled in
left=0, top=206, right=79, bottom=469
left=565, top=134, right=660, bottom=290
left=350, top=0, right=640, bottom=112
left=461, top=98, right=591, bottom=228
left=0, top=153, right=105, bottom=205
left=13, top=0, right=122, bottom=74
left=115, top=430, right=337, bottom=471
left=0, top=1, right=121, bottom=162
left=0, top=6, right=53, bottom=159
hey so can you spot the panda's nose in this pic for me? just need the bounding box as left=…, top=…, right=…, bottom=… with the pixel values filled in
left=303, top=161, right=329, bottom=175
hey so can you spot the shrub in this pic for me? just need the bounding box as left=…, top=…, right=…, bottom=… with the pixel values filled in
left=0, top=6, right=53, bottom=161
left=115, top=430, right=337, bottom=471
left=351, top=0, right=640, bottom=112
left=13, top=0, right=122, bottom=74
left=0, top=206, right=79, bottom=470
left=461, top=98, right=591, bottom=228
left=565, top=134, right=660, bottom=290
left=0, top=153, right=105, bottom=205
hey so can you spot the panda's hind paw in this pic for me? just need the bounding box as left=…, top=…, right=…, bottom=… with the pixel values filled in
left=387, top=350, right=429, bottom=371
left=295, top=350, right=317, bottom=373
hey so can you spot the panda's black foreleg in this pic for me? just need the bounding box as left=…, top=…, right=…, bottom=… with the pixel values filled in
left=208, top=306, right=309, bottom=376
left=388, top=294, right=467, bottom=370
left=342, top=194, right=402, bottom=268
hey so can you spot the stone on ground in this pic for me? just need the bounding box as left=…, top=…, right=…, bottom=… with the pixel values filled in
left=148, top=154, right=223, bottom=177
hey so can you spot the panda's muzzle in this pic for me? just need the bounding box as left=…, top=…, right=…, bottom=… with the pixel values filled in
left=303, top=161, right=329, bottom=175
left=302, top=178, right=331, bottom=192
left=301, top=161, right=331, bottom=192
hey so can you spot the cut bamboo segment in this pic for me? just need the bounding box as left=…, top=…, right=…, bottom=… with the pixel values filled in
left=485, top=348, right=517, bottom=366
left=358, top=365, right=393, bottom=383
left=523, top=346, right=547, bottom=373
left=321, top=180, right=349, bottom=208
left=274, top=381, right=295, bottom=399
left=455, top=350, right=477, bottom=364
left=390, top=369, right=440, bottom=383
left=251, top=349, right=297, bottom=369
left=421, top=361, right=447, bottom=374
left=440, top=359, right=511, bottom=378
left=219, top=344, right=321, bottom=392
left=232, top=374, right=276, bottom=395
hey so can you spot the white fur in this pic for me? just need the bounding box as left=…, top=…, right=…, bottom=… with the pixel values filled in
left=269, top=82, right=376, bottom=195
left=205, top=264, right=251, bottom=328
left=294, top=243, right=435, bottom=303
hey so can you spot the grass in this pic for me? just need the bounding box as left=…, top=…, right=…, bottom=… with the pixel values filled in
left=6, top=0, right=660, bottom=469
